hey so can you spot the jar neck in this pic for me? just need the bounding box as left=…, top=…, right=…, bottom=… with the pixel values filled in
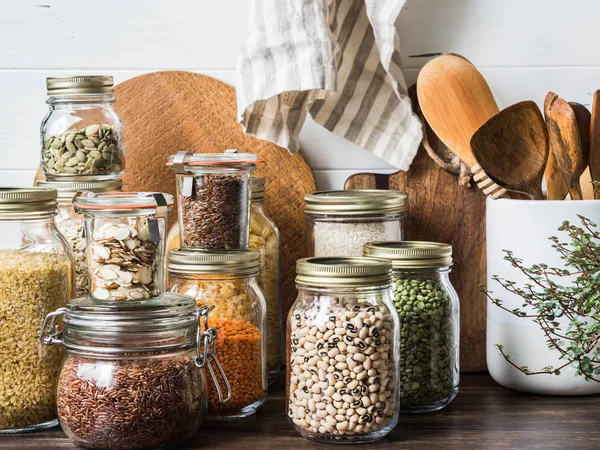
left=296, top=284, right=391, bottom=295
left=169, top=271, right=258, bottom=282
left=251, top=199, right=265, bottom=208
left=392, top=266, right=451, bottom=280
left=47, top=93, right=115, bottom=108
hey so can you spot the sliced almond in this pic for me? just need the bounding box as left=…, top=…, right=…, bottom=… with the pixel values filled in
left=93, top=287, right=110, bottom=300
left=137, top=266, right=153, bottom=285
left=92, top=245, right=110, bottom=261
left=128, top=288, right=146, bottom=300
left=104, top=225, right=131, bottom=241
left=99, top=267, right=118, bottom=280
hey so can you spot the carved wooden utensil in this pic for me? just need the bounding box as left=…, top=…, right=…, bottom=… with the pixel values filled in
left=417, top=53, right=507, bottom=198
left=470, top=101, right=548, bottom=200
left=544, top=92, right=584, bottom=200
left=589, top=90, right=600, bottom=199
left=569, top=102, right=592, bottom=199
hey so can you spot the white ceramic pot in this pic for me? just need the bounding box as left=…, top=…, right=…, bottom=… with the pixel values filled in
left=486, top=197, right=600, bottom=395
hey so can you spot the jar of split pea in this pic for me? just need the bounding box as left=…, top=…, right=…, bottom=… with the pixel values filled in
left=288, top=257, right=400, bottom=443
left=167, top=248, right=267, bottom=419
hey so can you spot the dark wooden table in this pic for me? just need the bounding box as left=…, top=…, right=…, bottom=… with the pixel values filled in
left=3, top=374, right=599, bottom=449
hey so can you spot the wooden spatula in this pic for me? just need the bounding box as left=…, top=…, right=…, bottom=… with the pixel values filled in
left=417, top=53, right=507, bottom=198
left=544, top=92, right=584, bottom=200
left=470, top=101, right=548, bottom=200
left=589, top=90, right=600, bottom=199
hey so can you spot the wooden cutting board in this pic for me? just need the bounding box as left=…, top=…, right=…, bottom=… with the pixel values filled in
left=345, top=142, right=487, bottom=372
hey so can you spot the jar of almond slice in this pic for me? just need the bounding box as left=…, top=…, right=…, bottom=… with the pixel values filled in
left=74, top=191, right=173, bottom=301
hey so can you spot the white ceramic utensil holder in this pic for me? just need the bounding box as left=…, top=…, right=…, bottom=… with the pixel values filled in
left=487, top=197, right=600, bottom=395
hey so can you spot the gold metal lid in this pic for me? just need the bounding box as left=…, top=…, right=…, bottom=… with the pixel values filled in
left=304, top=190, right=407, bottom=216
left=168, top=248, right=260, bottom=275
left=0, top=187, right=57, bottom=213
left=296, top=256, right=392, bottom=287
left=363, top=241, right=453, bottom=269
left=251, top=177, right=265, bottom=202
left=46, top=75, right=114, bottom=96
left=37, top=179, right=122, bottom=203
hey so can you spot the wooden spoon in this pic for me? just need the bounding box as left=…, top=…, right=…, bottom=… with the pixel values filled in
left=470, top=101, right=548, bottom=200
left=417, top=53, right=507, bottom=198
left=544, top=92, right=584, bottom=200
left=589, top=90, right=600, bottom=198
left=570, top=102, right=592, bottom=199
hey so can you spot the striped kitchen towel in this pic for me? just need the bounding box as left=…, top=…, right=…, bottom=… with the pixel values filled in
left=236, top=0, right=422, bottom=170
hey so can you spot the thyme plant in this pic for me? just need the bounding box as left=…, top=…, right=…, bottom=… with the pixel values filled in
left=483, top=215, right=600, bottom=382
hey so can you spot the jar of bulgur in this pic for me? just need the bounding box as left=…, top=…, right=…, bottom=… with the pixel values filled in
left=0, top=187, right=73, bottom=433
left=36, top=179, right=122, bottom=297
left=167, top=248, right=267, bottom=419
left=41, top=293, right=231, bottom=450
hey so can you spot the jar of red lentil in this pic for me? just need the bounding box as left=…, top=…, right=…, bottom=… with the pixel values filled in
left=167, top=248, right=267, bottom=419
left=40, top=293, right=231, bottom=450
left=74, top=191, right=174, bottom=301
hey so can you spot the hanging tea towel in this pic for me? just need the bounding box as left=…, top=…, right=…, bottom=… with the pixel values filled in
left=236, top=0, right=422, bottom=170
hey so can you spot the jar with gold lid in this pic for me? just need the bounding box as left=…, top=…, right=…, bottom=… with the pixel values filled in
left=167, top=248, right=267, bottom=419
left=41, top=76, right=125, bottom=181
left=287, top=257, right=399, bottom=443
left=0, top=187, right=73, bottom=433
left=364, top=241, right=459, bottom=413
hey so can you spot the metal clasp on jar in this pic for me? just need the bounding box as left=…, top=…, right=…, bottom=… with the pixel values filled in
left=40, top=307, right=67, bottom=345
left=196, top=305, right=232, bottom=403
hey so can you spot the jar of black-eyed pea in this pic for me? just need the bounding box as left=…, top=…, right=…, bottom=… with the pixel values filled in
left=364, top=241, right=459, bottom=413
left=287, top=257, right=400, bottom=443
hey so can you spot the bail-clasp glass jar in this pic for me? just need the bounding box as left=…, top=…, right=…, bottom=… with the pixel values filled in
left=288, top=257, right=400, bottom=443
left=41, top=76, right=125, bottom=181
left=40, top=293, right=231, bottom=450
left=249, top=176, right=282, bottom=384
left=0, top=187, right=73, bottom=433
left=305, top=190, right=407, bottom=257
left=167, top=248, right=267, bottom=419
left=364, top=241, right=459, bottom=413
left=167, top=150, right=259, bottom=250
left=74, top=191, right=174, bottom=301
left=37, top=179, right=122, bottom=297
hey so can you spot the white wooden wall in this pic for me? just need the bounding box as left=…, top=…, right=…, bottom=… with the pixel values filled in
left=1, top=0, right=598, bottom=189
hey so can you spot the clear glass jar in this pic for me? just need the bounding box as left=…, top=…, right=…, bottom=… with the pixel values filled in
left=248, top=177, right=282, bottom=385
left=305, top=190, right=407, bottom=257
left=364, top=241, right=459, bottom=413
left=41, top=76, right=125, bottom=181
left=74, top=191, right=174, bottom=301
left=167, top=150, right=258, bottom=250
left=167, top=249, right=267, bottom=419
left=40, top=293, right=231, bottom=450
left=0, top=188, right=73, bottom=433
left=288, top=257, right=399, bottom=443
left=37, top=179, right=123, bottom=297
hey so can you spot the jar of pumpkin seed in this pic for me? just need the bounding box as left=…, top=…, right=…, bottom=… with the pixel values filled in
left=364, top=241, right=459, bottom=413
left=41, top=76, right=125, bottom=181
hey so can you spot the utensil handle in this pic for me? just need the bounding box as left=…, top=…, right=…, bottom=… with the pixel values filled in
left=471, top=164, right=509, bottom=198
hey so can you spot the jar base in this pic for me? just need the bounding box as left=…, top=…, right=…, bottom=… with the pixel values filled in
left=207, top=397, right=266, bottom=421
left=400, top=387, right=459, bottom=413
left=291, top=420, right=396, bottom=444
left=0, top=418, right=58, bottom=434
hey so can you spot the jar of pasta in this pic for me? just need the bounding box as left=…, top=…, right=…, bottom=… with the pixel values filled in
left=305, top=190, right=407, bottom=257
left=249, top=177, right=282, bottom=384
left=37, top=179, right=122, bottom=297
left=167, top=248, right=267, bottom=419
left=0, top=188, right=73, bottom=432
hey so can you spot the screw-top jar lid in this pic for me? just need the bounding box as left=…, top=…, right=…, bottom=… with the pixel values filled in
left=46, top=75, right=114, bottom=96
left=0, top=187, right=58, bottom=213
left=251, top=177, right=266, bottom=202
left=363, top=241, right=453, bottom=269
left=304, top=190, right=407, bottom=216
left=168, top=248, right=260, bottom=275
left=37, top=179, right=122, bottom=203
left=296, top=256, right=392, bottom=287
left=74, top=191, right=174, bottom=213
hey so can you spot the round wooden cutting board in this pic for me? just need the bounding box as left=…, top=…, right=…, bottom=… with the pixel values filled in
left=113, top=71, right=316, bottom=316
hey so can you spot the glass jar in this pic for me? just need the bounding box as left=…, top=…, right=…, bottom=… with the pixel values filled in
left=74, top=191, right=174, bottom=301
left=37, top=179, right=123, bottom=297
left=40, top=293, right=231, bottom=450
left=167, top=150, right=258, bottom=250
left=248, top=177, right=282, bottom=384
left=41, top=76, right=125, bottom=181
left=0, top=188, right=73, bottom=433
left=167, top=249, right=267, bottom=419
left=364, top=241, right=459, bottom=413
left=305, top=190, right=407, bottom=257
left=288, top=257, right=400, bottom=443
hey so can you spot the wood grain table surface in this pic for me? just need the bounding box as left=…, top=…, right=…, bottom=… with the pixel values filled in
left=2, top=373, right=599, bottom=450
